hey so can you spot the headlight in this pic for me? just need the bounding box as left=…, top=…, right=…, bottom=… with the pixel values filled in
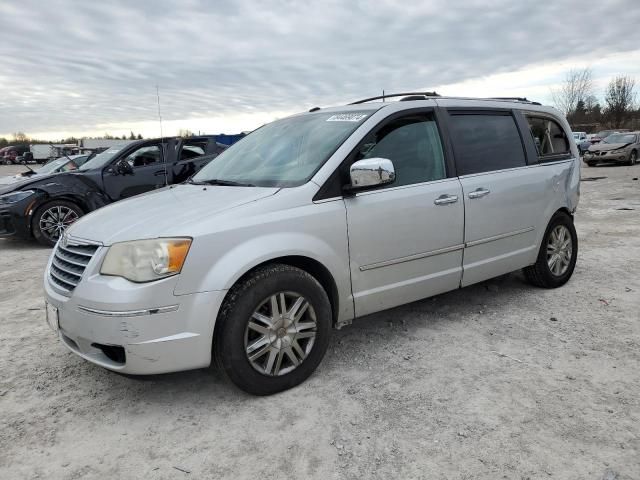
left=0, top=190, right=35, bottom=204
left=101, top=238, right=192, bottom=283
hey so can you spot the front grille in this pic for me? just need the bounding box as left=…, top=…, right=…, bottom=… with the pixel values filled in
left=49, top=242, right=99, bottom=292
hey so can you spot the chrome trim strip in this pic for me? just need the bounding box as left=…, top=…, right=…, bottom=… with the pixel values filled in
left=77, top=304, right=179, bottom=317
left=360, top=244, right=465, bottom=271
left=465, top=226, right=535, bottom=248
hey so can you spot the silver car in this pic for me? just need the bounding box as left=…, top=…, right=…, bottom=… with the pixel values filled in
left=44, top=94, right=580, bottom=395
left=583, top=132, right=640, bottom=166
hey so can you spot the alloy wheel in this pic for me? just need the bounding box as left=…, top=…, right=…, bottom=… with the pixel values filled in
left=244, top=291, right=317, bottom=376
left=546, top=225, right=572, bottom=276
left=39, top=205, right=79, bottom=242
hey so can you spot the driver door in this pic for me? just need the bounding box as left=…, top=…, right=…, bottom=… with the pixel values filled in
left=344, top=110, right=465, bottom=317
left=102, top=143, right=168, bottom=200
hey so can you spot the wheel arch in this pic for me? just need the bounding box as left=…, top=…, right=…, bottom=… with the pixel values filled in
left=28, top=194, right=89, bottom=236
left=219, top=255, right=342, bottom=328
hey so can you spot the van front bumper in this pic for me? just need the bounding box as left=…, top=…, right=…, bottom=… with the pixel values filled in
left=44, top=267, right=227, bottom=375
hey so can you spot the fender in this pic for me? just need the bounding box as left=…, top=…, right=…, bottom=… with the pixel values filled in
left=175, top=231, right=355, bottom=324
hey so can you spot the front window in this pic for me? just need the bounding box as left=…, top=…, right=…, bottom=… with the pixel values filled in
left=192, top=111, right=371, bottom=187
left=79, top=147, right=124, bottom=170
left=603, top=134, right=636, bottom=144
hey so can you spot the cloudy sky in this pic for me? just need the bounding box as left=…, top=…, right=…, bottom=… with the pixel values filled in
left=1, top=0, right=640, bottom=140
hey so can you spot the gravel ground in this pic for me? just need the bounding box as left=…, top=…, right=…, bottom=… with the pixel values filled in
left=1, top=162, right=639, bottom=479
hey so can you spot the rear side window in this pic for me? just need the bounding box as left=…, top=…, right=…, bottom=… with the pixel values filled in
left=179, top=141, right=207, bottom=161
left=448, top=113, right=526, bottom=175
left=527, top=116, right=570, bottom=158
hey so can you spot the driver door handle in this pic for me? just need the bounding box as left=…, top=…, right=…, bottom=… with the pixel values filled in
left=468, top=188, right=490, bottom=199
left=434, top=194, right=459, bottom=205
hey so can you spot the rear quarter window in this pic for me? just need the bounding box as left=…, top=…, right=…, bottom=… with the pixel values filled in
left=447, top=112, right=527, bottom=175
left=527, top=116, right=571, bottom=159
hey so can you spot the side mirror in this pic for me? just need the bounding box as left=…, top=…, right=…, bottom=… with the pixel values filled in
left=347, top=157, right=395, bottom=191
left=115, top=159, right=133, bottom=175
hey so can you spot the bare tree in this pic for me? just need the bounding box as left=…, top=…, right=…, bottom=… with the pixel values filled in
left=551, top=68, right=594, bottom=116
left=178, top=129, right=194, bottom=138
left=12, top=132, right=29, bottom=143
left=604, top=75, right=636, bottom=128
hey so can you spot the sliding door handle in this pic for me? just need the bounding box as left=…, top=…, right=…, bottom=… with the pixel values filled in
left=468, top=188, right=490, bottom=199
left=434, top=194, right=459, bottom=205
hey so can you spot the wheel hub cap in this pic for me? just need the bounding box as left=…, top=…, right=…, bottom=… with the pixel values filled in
left=39, top=205, right=79, bottom=242
left=546, top=225, right=572, bottom=276
left=245, top=291, right=317, bottom=377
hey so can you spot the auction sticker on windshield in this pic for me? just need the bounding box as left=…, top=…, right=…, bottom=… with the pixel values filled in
left=326, top=113, right=368, bottom=122
left=45, top=302, right=59, bottom=333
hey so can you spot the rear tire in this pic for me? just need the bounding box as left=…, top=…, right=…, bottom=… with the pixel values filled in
left=32, top=200, right=84, bottom=247
left=523, top=211, right=577, bottom=288
left=213, top=264, right=332, bottom=395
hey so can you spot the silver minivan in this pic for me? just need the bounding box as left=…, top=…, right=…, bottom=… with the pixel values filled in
left=44, top=94, right=580, bottom=395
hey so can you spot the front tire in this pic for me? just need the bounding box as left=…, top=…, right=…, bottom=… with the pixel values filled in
left=629, top=150, right=637, bottom=166
left=32, top=200, right=83, bottom=247
left=586, top=161, right=597, bottom=167
left=213, top=264, right=332, bottom=395
left=523, top=211, right=578, bottom=288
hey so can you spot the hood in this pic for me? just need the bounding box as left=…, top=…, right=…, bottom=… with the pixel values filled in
left=67, top=183, right=280, bottom=244
left=0, top=173, right=57, bottom=194
left=588, top=142, right=630, bottom=152
left=0, top=171, right=37, bottom=185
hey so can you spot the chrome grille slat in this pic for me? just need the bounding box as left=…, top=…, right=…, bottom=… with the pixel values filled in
left=49, top=240, right=99, bottom=292
left=54, top=249, right=91, bottom=268
left=51, top=257, right=83, bottom=277
left=59, top=244, right=96, bottom=258
left=49, top=269, right=75, bottom=291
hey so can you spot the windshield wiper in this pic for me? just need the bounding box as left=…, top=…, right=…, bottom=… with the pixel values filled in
left=188, top=178, right=256, bottom=187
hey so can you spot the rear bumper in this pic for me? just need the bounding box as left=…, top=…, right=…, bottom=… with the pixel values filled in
left=44, top=258, right=228, bottom=374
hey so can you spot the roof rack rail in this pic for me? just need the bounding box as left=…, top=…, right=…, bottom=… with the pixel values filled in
left=487, top=97, right=541, bottom=105
left=349, top=91, right=440, bottom=105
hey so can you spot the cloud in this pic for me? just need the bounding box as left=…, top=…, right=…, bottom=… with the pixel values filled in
left=1, top=0, right=639, bottom=139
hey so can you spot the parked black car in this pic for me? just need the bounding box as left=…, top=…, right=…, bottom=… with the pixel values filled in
left=0, top=136, right=227, bottom=246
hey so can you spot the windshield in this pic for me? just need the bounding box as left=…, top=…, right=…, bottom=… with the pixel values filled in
left=192, top=111, right=371, bottom=187
left=35, top=155, right=87, bottom=174
left=596, top=131, right=615, bottom=138
left=79, top=147, right=124, bottom=170
left=603, top=134, right=635, bottom=144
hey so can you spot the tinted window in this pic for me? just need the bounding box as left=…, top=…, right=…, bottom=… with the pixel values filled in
left=527, top=116, right=570, bottom=157
left=448, top=113, right=526, bottom=175
left=354, top=114, right=446, bottom=187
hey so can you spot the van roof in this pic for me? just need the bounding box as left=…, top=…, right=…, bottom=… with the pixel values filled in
left=311, top=94, right=560, bottom=118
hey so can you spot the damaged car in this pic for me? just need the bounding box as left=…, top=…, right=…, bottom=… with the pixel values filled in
left=0, top=136, right=227, bottom=246
left=583, top=132, right=639, bottom=166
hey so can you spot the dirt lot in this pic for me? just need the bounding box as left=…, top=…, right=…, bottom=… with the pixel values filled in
left=1, top=162, right=639, bottom=479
